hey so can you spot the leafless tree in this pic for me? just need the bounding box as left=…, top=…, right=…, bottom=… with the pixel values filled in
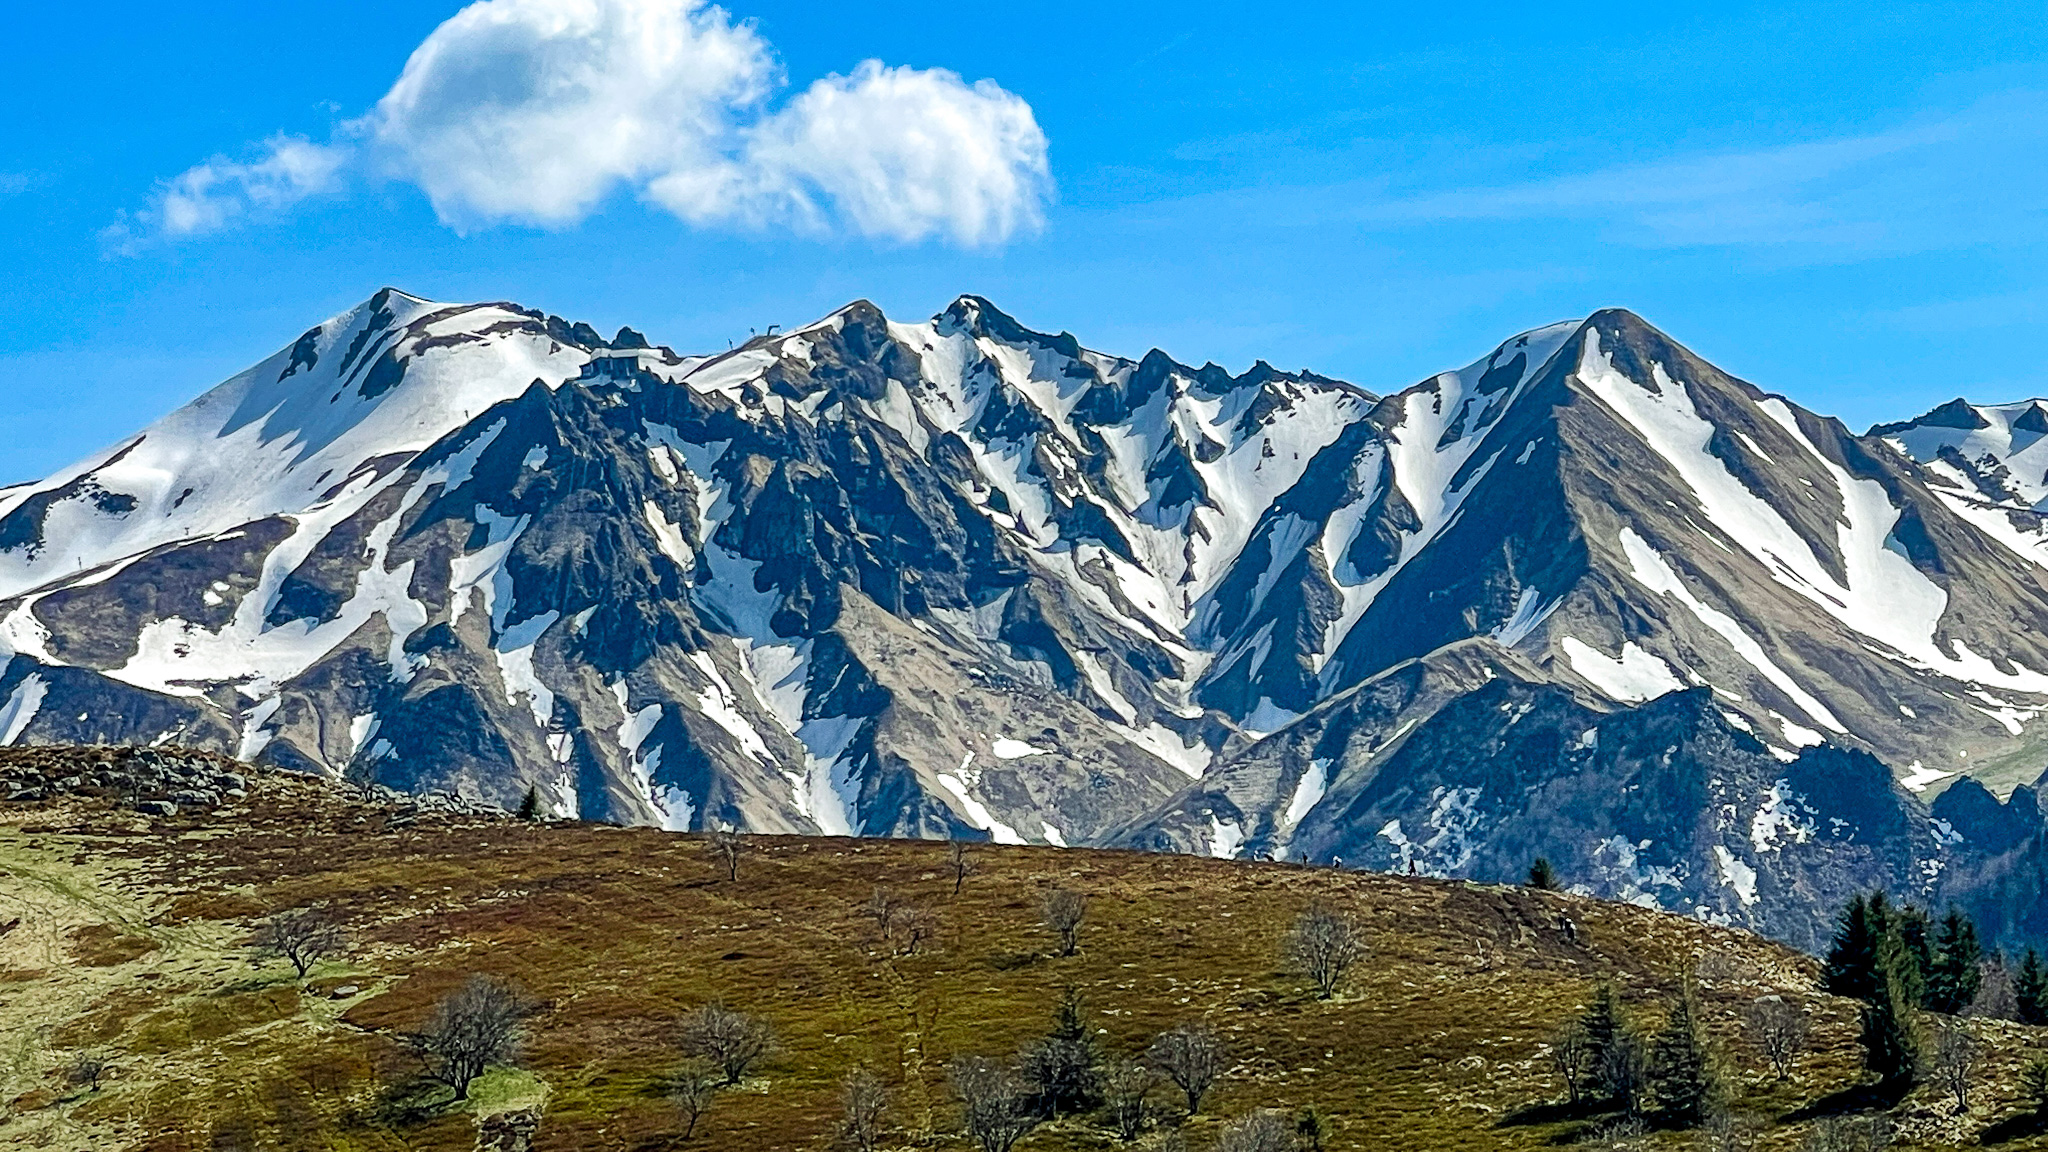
left=1287, top=902, right=1364, bottom=1000
left=407, top=974, right=534, bottom=1099
left=1549, top=1020, right=1594, bottom=1104
left=1966, top=958, right=2020, bottom=1021
left=1147, top=1021, right=1224, bottom=1117
left=704, top=825, right=743, bottom=882
left=1743, top=995, right=1809, bottom=1081
left=949, top=840, right=979, bottom=895
left=66, top=1052, right=109, bottom=1093
left=671, top=1062, right=716, bottom=1140
left=1102, top=1058, right=1158, bottom=1141
left=838, top=1067, right=889, bottom=1152
left=889, top=903, right=939, bottom=956
left=863, top=887, right=896, bottom=938
left=1931, top=1020, right=1978, bottom=1112
left=1042, top=888, right=1086, bottom=957
left=948, top=1055, right=1038, bottom=1152
left=1600, top=1030, right=1651, bottom=1118
left=251, top=906, right=346, bottom=980
left=1214, top=1110, right=1294, bottom=1152
left=1699, top=1110, right=1764, bottom=1152
left=1801, top=1115, right=1893, bottom=1151
left=678, top=1001, right=775, bottom=1085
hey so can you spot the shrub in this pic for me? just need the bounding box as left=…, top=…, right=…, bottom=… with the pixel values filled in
left=1286, top=902, right=1364, bottom=1000
left=678, top=1001, right=775, bottom=1086
left=407, top=974, right=534, bottom=1099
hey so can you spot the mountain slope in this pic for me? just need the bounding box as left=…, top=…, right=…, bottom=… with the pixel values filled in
left=2, top=756, right=1998, bottom=1152
left=5, top=291, right=2048, bottom=945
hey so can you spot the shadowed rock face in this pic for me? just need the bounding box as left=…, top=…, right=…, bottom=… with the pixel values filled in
left=3, top=290, right=2048, bottom=945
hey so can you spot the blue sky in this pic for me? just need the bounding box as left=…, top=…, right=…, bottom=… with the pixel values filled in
left=3, top=1, right=2046, bottom=484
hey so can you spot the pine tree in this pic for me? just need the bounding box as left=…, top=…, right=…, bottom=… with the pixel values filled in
left=1926, top=909, right=1983, bottom=1014
left=1859, top=961, right=1920, bottom=1091
left=517, top=785, right=542, bottom=822
left=1823, top=894, right=1884, bottom=1002
left=1019, top=987, right=1101, bottom=1118
left=1579, top=984, right=1624, bottom=1100
left=1527, top=858, right=1558, bottom=890
left=2019, top=949, right=2048, bottom=1026
left=1650, top=978, right=1717, bottom=1127
left=1894, top=902, right=1932, bottom=1008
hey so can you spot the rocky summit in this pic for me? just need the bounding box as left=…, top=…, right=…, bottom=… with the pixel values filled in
left=3, top=289, right=2047, bottom=949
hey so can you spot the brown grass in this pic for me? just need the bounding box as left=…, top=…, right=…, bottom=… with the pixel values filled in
left=0, top=769, right=2045, bottom=1150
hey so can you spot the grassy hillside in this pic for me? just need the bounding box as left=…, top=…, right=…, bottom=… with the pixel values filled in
left=1, top=755, right=2046, bottom=1150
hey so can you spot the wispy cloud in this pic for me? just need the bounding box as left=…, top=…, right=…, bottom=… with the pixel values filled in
left=1354, top=89, right=2048, bottom=256
left=116, top=0, right=1051, bottom=251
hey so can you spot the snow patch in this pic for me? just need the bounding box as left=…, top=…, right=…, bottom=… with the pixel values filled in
left=1561, top=637, right=1682, bottom=703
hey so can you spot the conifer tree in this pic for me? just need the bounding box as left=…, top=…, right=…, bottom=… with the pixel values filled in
left=1859, top=961, right=1920, bottom=1091
left=1823, top=894, right=1884, bottom=1002
left=1927, top=908, right=1983, bottom=1014
left=517, top=785, right=542, bottom=822
left=1894, top=902, right=1932, bottom=1008
left=1579, top=984, right=1625, bottom=1100
left=1650, top=978, right=1717, bottom=1127
left=2019, top=949, right=2048, bottom=1026
left=1527, top=858, right=1558, bottom=890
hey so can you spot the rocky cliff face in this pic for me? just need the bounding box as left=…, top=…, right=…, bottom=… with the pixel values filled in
left=3, top=289, right=2045, bottom=946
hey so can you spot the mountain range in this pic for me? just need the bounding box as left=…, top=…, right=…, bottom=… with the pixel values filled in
left=5, top=288, right=2048, bottom=949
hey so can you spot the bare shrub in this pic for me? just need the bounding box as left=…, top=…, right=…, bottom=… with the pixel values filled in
left=1801, top=1115, right=1893, bottom=1151
left=407, top=974, right=534, bottom=1099
left=1101, top=1058, right=1158, bottom=1141
left=1600, top=1030, right=1651, bottom=1118
left=949, top=840, right=978, bottom=895
left=838, top=1067, right=889, bottom=1152
left=1966, top=958, right=2020, bottom=1021
left=1214, top=1109, right=1293, bottom=1152
left=252, top=906, right=345, bottom=979
left=1698, top=1110, right=1764, bottom=1152
left=1287, top=902, right=1364, bottom=1000
left=890, top=903, right=939, bottom=956
left=1549, top=1019, right=1594, bottom=1104
left=862, top=887, right=896, bottom=937
left=1147, top=1021, right=1224, bottom=1117
left=704, top=826, right=743, bottom=882
left=1931, top=1020, right=1978, bottom=1112
left=671, top=1063, right=716, bottom=1140
left=1042, top=888, right=1086, bottom=957
left=678, top=1001, right=775, bottom=1085
left=1743, top=996, right=1808, bottom=1081
left=948, top=1055, right=1038, bottom=1152
left=66, top=1052, right=109, bottom=1093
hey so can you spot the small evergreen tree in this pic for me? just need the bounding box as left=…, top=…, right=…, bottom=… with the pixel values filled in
left=517, top=785, right=542, bottom=822
left=1894, top=902, right=1932, bottom=1008
left=1650, top=978, right=1717, bottom=1127
left=1017, top=987, right=1102, bottom=1118
left=1927, top=908, right=1983, bottom=1014
left=1528, top=858, right=1558, bottom=890
left=1823, top=893, right=1884, bottom=1002
left=1294, top=1106, right=1334, bottom=1151
left=1581, top=984, right=1622, bottom=1069
left=1859, top=962, right=1919, bottom=1091
left=2019, top=949, right=2048, bottom=1026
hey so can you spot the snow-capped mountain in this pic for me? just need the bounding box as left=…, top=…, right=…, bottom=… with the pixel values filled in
left=4, top=289, right=2046, bottom=947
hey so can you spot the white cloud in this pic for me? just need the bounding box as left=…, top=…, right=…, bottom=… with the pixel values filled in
left=369, top=0, right=777, bottom=228
left=124, top=0, right=1050, bottom=248
left=124, top=136, right=349, bottom=242
left=707, top=60, right=1051, bottom=245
